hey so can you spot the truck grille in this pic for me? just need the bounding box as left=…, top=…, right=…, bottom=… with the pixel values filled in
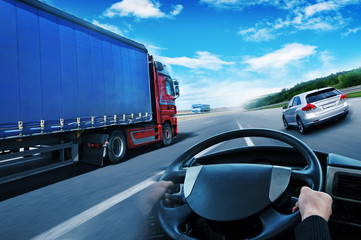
left=333, top=173, right=361, bottom=201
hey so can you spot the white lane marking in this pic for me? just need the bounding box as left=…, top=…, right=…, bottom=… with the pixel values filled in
left=194, top=142, right=223, bottom=158
left=203, top=120, right=215, bottom=124
left=32, top=171, right=165, bottom=240
left=236, top=121, right=255, bottom=146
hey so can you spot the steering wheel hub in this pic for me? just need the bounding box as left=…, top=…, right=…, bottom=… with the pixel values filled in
left=184, top=164, right=291, bottom=221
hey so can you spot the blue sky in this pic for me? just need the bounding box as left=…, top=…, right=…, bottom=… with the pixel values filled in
left=43, top=0, right=361, bottom=110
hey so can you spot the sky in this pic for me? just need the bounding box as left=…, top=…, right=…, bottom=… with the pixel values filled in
left=42, top=0, right=361, bottom=110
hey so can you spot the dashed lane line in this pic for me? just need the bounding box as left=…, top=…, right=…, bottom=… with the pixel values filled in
left=236, top=120, right=255, bottom=146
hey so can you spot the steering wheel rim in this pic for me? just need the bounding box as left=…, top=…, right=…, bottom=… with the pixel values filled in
left=157, top=128, right=323, bottom=240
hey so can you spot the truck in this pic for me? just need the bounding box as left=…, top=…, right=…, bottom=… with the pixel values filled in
left=192, top=104, right=210, bottom=113
left=0, top=0, right=179, bottom=183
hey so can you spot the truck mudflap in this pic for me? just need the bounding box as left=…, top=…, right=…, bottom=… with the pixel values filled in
left=81, top=134, right=109, bottom=166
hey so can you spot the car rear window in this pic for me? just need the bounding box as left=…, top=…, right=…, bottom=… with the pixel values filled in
left=306, top=88, right=340, bottom=103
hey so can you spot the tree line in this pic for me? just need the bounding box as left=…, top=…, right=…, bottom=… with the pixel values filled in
left=245, top=67, right=361, bottom=109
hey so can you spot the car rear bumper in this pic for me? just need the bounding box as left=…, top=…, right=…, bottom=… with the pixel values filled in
left=302, top=103, right=349, bottom=128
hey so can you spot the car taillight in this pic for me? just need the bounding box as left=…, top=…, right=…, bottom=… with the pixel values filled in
left=340, top=94, right=346, bottom=100
left=302, top=103, right=316, bottom=111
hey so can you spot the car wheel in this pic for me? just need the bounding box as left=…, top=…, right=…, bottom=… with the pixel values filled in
left=162, top=122, right=173, bottom=146
left=297, top=117, right=307, bottom=134
left=283, top=116, right=290, bottom=130
left=107, top=130, right=127, bottom=164
left=339, top=113, right=347, bottom=120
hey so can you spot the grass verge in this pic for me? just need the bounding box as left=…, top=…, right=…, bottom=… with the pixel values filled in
left=346, top=91, right=361, bottom=98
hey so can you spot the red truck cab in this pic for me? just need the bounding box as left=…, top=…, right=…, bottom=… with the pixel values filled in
left=124, top=55, right=179, bottom=151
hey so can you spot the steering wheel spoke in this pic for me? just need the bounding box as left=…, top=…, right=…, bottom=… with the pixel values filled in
left=161, top=168, right=187, bottom=184
left=291, top=169, right=316, bottom=188
left=254, top=207, right=299, bottom=240
left=157, top=201, right=195, bottom=239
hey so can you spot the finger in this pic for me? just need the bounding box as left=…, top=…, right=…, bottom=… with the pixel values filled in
left=158, top=181, right=175, bottom=191
left=300, top=186, right=311, bottom=194
left=167, top=181, right=175, bottom=187
left=164, top=192, right=172, bottom=200
left=292, top=202, right=299, bottom=213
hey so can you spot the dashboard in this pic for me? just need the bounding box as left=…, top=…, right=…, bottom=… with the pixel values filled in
left=326, top=154, right=361, bottom=239
left=143, top=146, right=361, bottom=239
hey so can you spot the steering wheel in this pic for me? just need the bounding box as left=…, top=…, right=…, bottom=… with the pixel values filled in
left=157, top=128, right=323, bottom=240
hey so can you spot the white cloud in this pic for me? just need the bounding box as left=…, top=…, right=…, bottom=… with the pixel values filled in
left=343, top=27, right=361, bottom=36
left=244, top=43, right=317, bottom=71
left=104, top=0, right=164, bottom=18
left=304, top=2, right=338, bottom=17
left=238, top=27, right=275, bottom=42
left=147, top=45, right=167, bottom=50
left=157, top=51, right=234, bottom=70
left=201, top=0, right=360, bottom=12
left=92, top=20, right=124, bottom=35
left=200, top=0, right=301, bottom=10
left=295, top=16, right=341, bottom=31
left=104, top=0, right=183, bottom=19
left=319, top=51, right=334, bottom=66
left=236, top=0, right=357, bottom=42
left=170, top=4, right=183, bottom=16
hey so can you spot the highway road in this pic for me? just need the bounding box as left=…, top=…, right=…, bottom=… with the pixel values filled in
left=1, top=98, right=361, bottom=239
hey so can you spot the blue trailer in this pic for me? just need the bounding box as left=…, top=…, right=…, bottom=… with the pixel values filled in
left=1, top=0, right=152, bottom=138
left=0, top=0, right=179, bottom=183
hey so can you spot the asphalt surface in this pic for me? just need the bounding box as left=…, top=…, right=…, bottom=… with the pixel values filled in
left=1, top=98, right=361, bottom=239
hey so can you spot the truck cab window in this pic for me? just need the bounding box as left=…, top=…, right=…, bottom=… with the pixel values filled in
left=165, top=79, right=174, bottom=96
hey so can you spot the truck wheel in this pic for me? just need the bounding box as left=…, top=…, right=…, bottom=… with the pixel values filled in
left=107, top=130, right=127, bottom=164
left=162, top=123, right=173, bottom=146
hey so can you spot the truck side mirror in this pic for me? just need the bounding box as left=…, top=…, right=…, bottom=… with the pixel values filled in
left=155, top=61, right=164, bottom=71
left=173, top=79, right=180, bottom=99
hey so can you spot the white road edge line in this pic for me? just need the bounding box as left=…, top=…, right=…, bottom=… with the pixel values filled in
left=32, top=171, right=165, bottom=240
left=236, top=120, right=255, bottom=146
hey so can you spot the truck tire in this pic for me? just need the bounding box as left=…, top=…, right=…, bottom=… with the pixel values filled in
left=107, top=130, right=127, bottom=164
left=162, top=123, right=173, bottom=146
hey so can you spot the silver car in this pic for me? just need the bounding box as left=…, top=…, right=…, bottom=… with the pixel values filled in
left=282, top=87, right=349, bottom=133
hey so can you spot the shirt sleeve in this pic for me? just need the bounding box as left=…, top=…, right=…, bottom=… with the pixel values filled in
left=295, top=215, right=332, bottom=240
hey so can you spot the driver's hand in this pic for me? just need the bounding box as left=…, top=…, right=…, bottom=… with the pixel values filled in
left=138, top=181, right=175, bottom=218
left=292, top=186, right=332, bottom=221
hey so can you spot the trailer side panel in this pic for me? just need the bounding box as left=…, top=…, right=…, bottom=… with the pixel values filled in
left=0, top=0, right=152, bottom=139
